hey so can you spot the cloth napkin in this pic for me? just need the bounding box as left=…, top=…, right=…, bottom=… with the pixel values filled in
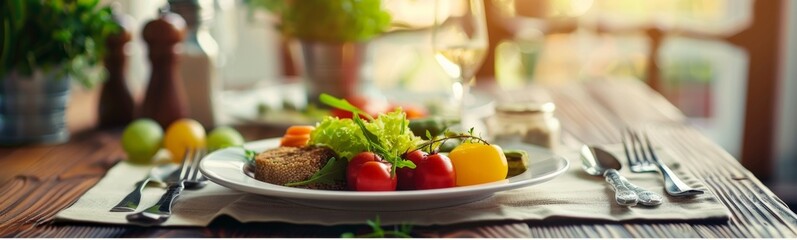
left=55, top=144, right=729, bottom=226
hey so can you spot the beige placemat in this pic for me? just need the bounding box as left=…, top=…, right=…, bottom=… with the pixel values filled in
left=55, top=145, right=729, bottom=226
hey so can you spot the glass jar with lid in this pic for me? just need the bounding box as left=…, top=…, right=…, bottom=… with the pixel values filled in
left=487, top=101, right=560, bottom=151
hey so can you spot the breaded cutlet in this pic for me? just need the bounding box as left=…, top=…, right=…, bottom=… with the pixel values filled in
left=254, top=146, right=344, bottom=190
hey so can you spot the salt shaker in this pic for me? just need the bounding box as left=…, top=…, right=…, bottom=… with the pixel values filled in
left=488, top=101, right=560, bottom=151
left=169, top=0, right=220, bottom=129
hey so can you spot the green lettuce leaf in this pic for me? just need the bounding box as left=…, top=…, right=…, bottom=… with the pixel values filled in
left=309, top=110, right=421, bottom=161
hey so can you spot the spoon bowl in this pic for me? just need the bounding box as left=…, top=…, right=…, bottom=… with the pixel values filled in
left=581, top=145, right=663, bottom=207
left=581, top=146, right=622, bottom=176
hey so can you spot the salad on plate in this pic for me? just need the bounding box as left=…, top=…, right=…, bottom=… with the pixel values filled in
left=247, top=94, right=528, bottom=192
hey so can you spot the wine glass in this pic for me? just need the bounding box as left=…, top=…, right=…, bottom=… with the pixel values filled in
left=432, top=0, right=489, bottom=131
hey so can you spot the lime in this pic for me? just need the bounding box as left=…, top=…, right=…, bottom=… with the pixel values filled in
left=207, top=126, right=244, bottom=151
left=163, top=119, right=206, bottom=163
left=122, top=119, right=164, bottom=164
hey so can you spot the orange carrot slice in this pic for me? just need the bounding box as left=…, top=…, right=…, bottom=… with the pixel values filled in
left=285, top=126, right=315, bottom=135
left=280, top=138, right=309, bottom=147
left=280, top=134, right=310, bottom=147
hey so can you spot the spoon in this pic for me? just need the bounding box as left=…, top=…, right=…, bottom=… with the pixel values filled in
left=581, top=145, right=663, bottom=207
left=581, top=146, right=663, bottom=206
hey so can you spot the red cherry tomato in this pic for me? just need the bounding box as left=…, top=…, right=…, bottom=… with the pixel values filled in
left=397, top=150, right=428, bottom=190
left=347, top=152, right=381, bottom=190
left=355, top=161, right=397, bottom=191
left=414, top=153, right=456, bottom=190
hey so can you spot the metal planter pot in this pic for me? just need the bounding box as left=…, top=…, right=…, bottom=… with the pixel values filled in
left=296, top=40, right=381, bottom=105
left=0, top=70, right=70, bottom=145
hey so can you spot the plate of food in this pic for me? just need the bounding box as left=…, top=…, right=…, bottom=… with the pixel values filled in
left=200, top=94, right=568, bottom=211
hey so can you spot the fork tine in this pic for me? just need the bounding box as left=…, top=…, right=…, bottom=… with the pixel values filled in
left=188, top=148, right=204, bottom=181
left=632, top=130, right=649, bottom=164
left=628, top=129, right=641, bottom=162
left=642, top=131, right=659, bottom=162
left=622, top=129, right=635, bottom=166
left=178, top=148, right=192, bottom=180
left=634, top=129, right=655, bottom=168
left=628, top=128, right=644, bottom=166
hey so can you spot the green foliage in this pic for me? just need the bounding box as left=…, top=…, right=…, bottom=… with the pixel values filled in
left=320, top=93, right=374, bottom=120
left=312, top=93, right=421, bottom=176
left=310, top=116, right=369, bottom=161
left=341, top=216, right=413, bottom=238
left=414, top=129, right=490, bottom=154
left=243, top=148, right=258, bottom=166
left=286, top=157, right=348, bottom=187
left=246, top=0, right=391, bottom=42
left=0, top=0, right=120, bottom=88
left=352, top=112, right=417, bottom=175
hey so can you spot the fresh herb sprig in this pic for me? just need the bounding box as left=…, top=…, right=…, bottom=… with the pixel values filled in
left=319, top=93, right=374, bottom=121
left=244, top=148, right=258, bottom=165
left=415, top=128, right=490, bottom=154
left=341, top=216, right=413, bottom=238
left=286, top=157, right=347, bottom=187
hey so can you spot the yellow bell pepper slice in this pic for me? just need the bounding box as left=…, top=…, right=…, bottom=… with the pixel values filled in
left=448, top=143, right=508, bottom=186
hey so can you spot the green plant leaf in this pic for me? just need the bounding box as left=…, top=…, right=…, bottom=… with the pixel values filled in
left=243, top=148, right=257, bottom=165
left=340, top=232, right=355, bottom=238
left=247, top=0, right=391, bottom=42
left=319, top=93, right=373, bottom=120
left=1, top=19, right=11, bottom=72
left=342, top=216, right=414, bottom=238
left=312, top=95, right=421, bottom=174
left=285, top=157, right=347, bottom=187
left=353, top=115, right=382, bottom=147
left=2, top=0, right=118, bottom=88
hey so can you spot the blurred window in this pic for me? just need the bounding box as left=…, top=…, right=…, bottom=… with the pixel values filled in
left=491, top=0, right=752, bottom=158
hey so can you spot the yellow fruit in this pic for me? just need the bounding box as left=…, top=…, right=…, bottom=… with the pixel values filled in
left=163, top=119, right=206, bottom=163
left=448, top=143, right=508, bottom=186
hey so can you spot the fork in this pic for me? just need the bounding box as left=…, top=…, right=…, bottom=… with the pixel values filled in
left=623, top=128, right=704, bottom=197
left=110, top=163, right=178, bottom=212
left=126, top=148, right=206, bottom=225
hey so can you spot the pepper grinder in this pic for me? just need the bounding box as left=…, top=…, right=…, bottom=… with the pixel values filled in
left=98, top=10, right=135, bottom=128
left=169, top=0, right=220, bottom=128
left=141, top=11, right=189, bottom=128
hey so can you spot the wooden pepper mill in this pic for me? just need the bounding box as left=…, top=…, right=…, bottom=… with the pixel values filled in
left=141, top=11, right=189, bottom=128
left=98, top=11, right=135, bottom=128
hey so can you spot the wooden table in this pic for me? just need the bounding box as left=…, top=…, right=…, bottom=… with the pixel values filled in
left=1, top=79, right=795, bottom=237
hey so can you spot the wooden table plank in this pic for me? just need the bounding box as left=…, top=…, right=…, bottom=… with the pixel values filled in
left=1, top=80, right=795, bottom=237
left=543, top=79, right=797, bottom=238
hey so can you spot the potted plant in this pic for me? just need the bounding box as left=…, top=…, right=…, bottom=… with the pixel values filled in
left=0, top=0, right=119, bottom=145
left=247, top=0, right=392, bottom=105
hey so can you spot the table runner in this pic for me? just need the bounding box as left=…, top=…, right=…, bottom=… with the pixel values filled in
left=55, top=144, right=729, bottom=226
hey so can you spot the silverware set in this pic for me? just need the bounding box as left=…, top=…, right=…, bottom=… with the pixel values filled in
left=581, top=146, right=663, bottom=206
left=623, top=129, right=704, bottom=197
left=113, top=148, right=207, bottom=225
left=581, top=128, right=703, bottom=207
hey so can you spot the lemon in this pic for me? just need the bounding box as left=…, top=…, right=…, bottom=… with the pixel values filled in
left=164, top=119, right=206, bottom=163
left=207, top=126, right=244, bottom=151
left=121, top=119, right=164, bottom=164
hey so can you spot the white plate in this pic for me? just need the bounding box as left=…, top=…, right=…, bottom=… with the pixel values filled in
left=199, top=138, right=569, bottom=211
